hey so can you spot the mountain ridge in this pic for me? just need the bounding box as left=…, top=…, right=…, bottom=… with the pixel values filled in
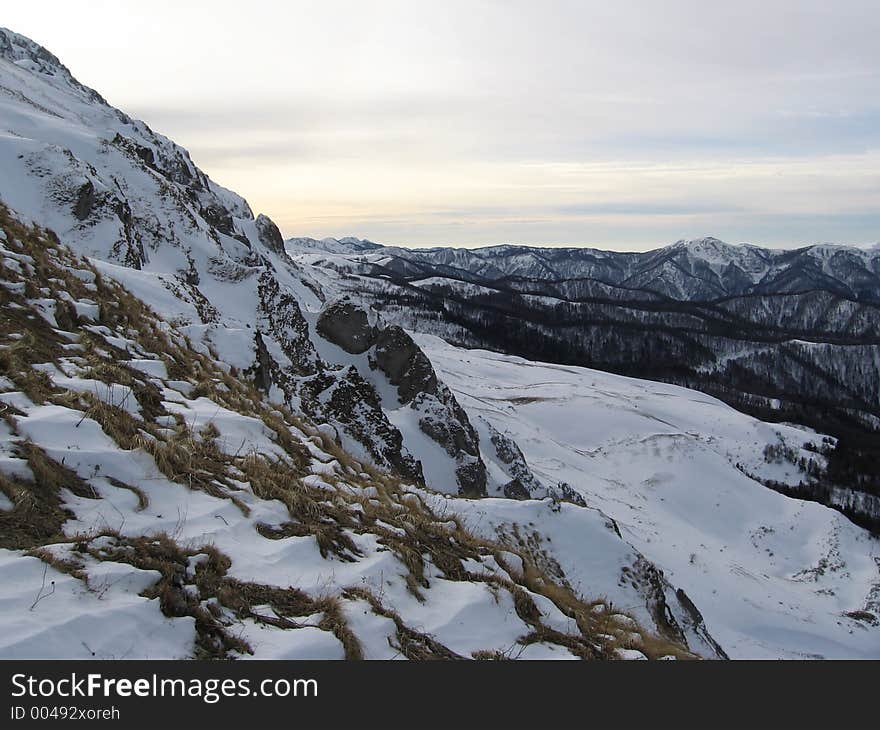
left=287, top=234, right=880, bottom=302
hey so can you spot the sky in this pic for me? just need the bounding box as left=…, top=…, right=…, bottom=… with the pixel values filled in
left=4, top=1, right=880, bottom=250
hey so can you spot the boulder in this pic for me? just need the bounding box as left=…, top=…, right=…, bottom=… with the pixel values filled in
left=317, top=299, right=378, bottom=355
left=255, top=213, right=285, bottom=255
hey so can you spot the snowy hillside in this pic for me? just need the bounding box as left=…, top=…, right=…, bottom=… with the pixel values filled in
left=288, top=234, right=880, bottom=530
left=0, top=27, right=705, bottom=660
left=415, top=335, right=880, bottom=658
left=1, top=205, right=703, bottom=660
left=1, top=26, right=878, bottom=660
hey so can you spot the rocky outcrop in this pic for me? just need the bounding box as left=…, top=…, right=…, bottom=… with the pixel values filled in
left=372, top=325, right=487, bottom=497
left=256, top=271, right=317, bottom=376
left=483, top=421, right=588, bottom=503
left=674, top=587, right=730, bottom=660
left=72, top=180, right=96, bottom=220
left=317, top=299, right=378, bottom=355
left=502, top=478, right=530, bottom=500
left=301, top=367, right=424, bottom=484
left=374, top=326, right=438, bottom=402
left=414, top=386, right=486, bottom=496
left=553, top=482, right=588, bottom=508
left=200, top=202, right=236, bottom=238
left=313, top=298, right=488, bottom=496
left=248, top=332, right=275, bottom=394
left=486, top=423, right=544, bottom=497
left=255, top=214, right=285, bottom=256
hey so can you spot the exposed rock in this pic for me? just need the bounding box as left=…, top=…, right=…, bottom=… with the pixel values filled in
left=302, top=367, right=424, bottom=484
left=249, top=332, right=274, bottom=394
left=675, top=587, right=729, bottom=659
left=72, top=180, right=96, bottom=220
left=374, top=325, right=437, bottom=403
left=111, top=131, right=200, bottom=189
left=455, top=458, right=488, bottom=498
left=486, top=422, right=544, bottom=497
left=503, top=478, right=530, bottom=500
left=200, top=202, right=236, bottom=238
left=553, top=481, right=588, bottom=508
left=416, top=391, right=480, bottom=458
left=257, top=271, right=316, bottom=376
left=373, top=324, right=487, bottom=496
left=317, top=299, right=378, bottom=355
left=111, top=133, right=157, bottom=171
left=414, top=386, right=486, bottom=496
left=255, top=214, right=285, bottom=256
left=314, top=302, right=485, bottom=493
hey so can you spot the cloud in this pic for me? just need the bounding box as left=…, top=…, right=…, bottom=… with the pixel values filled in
left=4, top=0, right=879, bottom=247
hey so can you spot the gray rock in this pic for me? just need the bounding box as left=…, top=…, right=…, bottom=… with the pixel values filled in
left=257, top=270, right=316, bottom=376
left=554, top=481, right=588, bottom=507
left=313, top=304, right=487, bottom=496
left=200, top=203, right=236, bottom=237
left=503, top=478, right=530, bottom=500
left=455, top=458, right=488, bottom=498
left=301, top=366, right=424, bottom=484
left=487, top=423, right=543, bottom=497
left=374, top=325, right=437, bottom=403
left=255, top=214, right=285, bottom=255
left=248, top=332, right=274, bottom=393
left=317, top=300, right=378, bottom=355
left=373, top=325, right=487, bottom=496
left=72, top=180, right=96, bottom=220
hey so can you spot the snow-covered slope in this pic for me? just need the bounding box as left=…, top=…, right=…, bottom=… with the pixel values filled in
left=287, top=232, right=880, bottom=533
left=1, top=205, right=701, bottom=660
left=0, top=26, right=439, bottom=492
left=415, top=335, right=880, bottom=659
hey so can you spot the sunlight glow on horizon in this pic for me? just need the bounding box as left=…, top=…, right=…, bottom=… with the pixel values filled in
left=3, top=1, right=879, bottom=250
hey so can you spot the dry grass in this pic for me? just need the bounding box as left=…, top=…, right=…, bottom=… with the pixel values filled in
left=26, top=546, right=89, bottom=584
left=0, top=470, right=73, bottom=549
left=106, top=477, right=149, bottom=511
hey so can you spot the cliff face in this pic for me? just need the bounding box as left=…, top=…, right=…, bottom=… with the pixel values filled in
left=318, top=298, right=487, bottom=496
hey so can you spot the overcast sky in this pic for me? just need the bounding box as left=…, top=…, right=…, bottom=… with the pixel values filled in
left=5, top=1, right=880, bottom=249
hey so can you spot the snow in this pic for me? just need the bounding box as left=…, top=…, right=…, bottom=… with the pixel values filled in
left=0, top=551, right=194, bottom=659
left=415, top=333, right=880, bottom=659
left=235, top=621, right=345, bottom=660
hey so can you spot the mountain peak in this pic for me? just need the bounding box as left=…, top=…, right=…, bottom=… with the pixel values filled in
left=0, top=27, right=108, bottom=106
left=286, top=236, right=384, bottom=254
left=1, top=27, right=66, bottom=76
left=671, top=236, right=731, bottom=251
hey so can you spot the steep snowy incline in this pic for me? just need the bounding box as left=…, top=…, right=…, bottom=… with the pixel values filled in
left=2, top=26, right=878, bottom=660
left=0, top=26, right=474, bottom=492
left=0, top=207, right=699, bottom=660
left=416, top=334, right=880, bottom=658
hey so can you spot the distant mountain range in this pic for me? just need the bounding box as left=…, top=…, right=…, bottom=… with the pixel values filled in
left=289, top=235, right=880, bottom=302
left=288, top=235, right=880, bottom=529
